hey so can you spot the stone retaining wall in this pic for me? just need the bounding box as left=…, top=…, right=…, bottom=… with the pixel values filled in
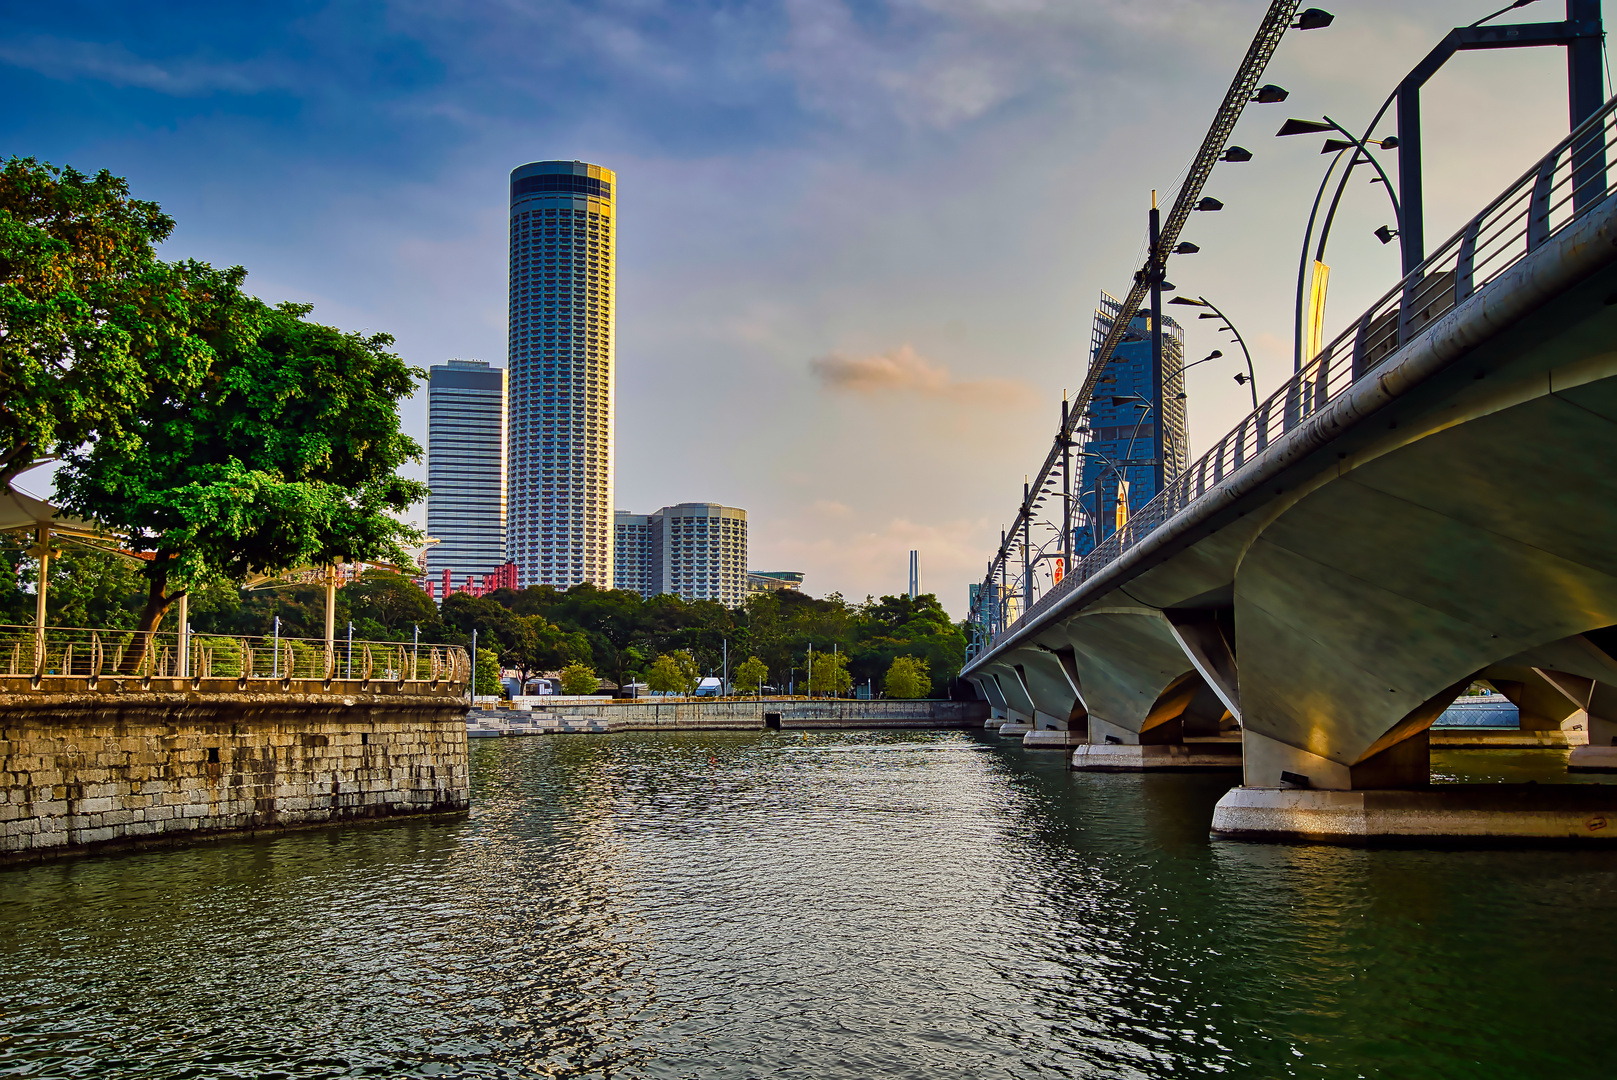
left=0, top=677, right=469, bottom=864
left=494, top=698, right=988, bottom=730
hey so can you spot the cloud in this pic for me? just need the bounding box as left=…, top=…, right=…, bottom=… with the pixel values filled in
left=808, top=344, right=1032, bottom=407
left=0, top=37, right=283, bottom=96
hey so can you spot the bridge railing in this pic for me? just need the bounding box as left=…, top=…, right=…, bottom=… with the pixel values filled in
left=988, top=92, right=1617, bottom=651
left=0, top=623, right=472, bottom=686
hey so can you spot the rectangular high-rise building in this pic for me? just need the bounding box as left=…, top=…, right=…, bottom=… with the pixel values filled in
left=1073, top=292, right=1187, bottom=557
left=613, top=511, right=654, bottom=595
left=506, top=160, right=616, bottom=589
left=425, top=359, right=507, bottom=581
left=613, top=503, right=748, bottom=606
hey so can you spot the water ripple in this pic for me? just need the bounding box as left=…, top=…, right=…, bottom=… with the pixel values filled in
left=0, top=732, right=1613, bottom=1078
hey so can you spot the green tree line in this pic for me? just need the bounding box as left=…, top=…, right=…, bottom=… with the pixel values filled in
left=436, top=583, right=968, bottom=698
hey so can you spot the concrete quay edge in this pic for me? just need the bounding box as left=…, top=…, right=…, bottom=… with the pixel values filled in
left=1211, top=784, right=1617, bottom=844
left=0, top=803, right=469, bottom=869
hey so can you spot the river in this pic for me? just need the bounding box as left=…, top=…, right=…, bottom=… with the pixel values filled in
left=1, top=730, right=1613, bottom=1078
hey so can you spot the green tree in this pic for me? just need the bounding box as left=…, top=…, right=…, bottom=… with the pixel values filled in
left=504, top=614, right=590, bottom=690
left=54, top=285, right=429, bottom=658
left=883, top=655, right=932, bottom=699
left=474, top=647, right=502, bottom=697
left=0, top=158, right=177, bottom=491
left=646, top=650, right=699, bottom=695
left=344, top=570, right=438, bottom=637
left=733, top=655, right=769, bottom=696
left=807, top=649, right=852, bottom=697
left=559, top=660, right=599, bottom=696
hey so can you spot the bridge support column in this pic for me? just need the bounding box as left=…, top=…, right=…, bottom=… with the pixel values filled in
left=1216, top=694, right=1617, bottom=843
left=1567, top=680, right=1617, bottom=770
left=1070, top=670, right=1241, bottom=771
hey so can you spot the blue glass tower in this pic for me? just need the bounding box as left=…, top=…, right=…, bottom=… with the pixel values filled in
left=1073, top=292, right=1187, bottom=557
left=506, top=160, right=616, bottom=589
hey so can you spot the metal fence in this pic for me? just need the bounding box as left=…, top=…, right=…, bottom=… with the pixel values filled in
left=0, top=624, right=471, bottom=686
left=987, top=91, right=1617, bottom=651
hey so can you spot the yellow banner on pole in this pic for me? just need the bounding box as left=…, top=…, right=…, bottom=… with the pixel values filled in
left=1115, top=479, right=1130, bottom=531
left=1304, top=260, right=1331, bottom=362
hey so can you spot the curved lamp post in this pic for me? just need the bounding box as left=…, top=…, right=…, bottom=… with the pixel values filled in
left=1168, top=294, right=1259, bottom=410
left=1278, top=117, right=1401, bottom=370
left=1077, top=446, right=1140, bottom=546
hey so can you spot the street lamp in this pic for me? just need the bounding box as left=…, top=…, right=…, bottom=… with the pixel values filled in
left=1278, top=116, right=1402, bottom=371
left=1077, top=450, right=1138, bottom=545
left=1168, top=295, right=1259, bottom=410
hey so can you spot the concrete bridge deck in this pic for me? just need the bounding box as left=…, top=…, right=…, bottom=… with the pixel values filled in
left=964, top=98, right=1617, bottom=842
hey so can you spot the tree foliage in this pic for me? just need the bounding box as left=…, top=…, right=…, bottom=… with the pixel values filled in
left=646, top=650, right=699, bottom=695
left=807, top=649, right=851, bottom=697
left=345, top=570, right=439, bottom=635
left=558, top=660, right=599, bottom=696
left=436, top=583, right=968, bottom=696
left=0, top=157, right=176, bottom=490
left=474, top=647, right=502, bottom=696
left=883, top=655, right=931, bottom=699
left=733, top=655, right=768, bottom=695
left=53, top=287, right=428, bottom=640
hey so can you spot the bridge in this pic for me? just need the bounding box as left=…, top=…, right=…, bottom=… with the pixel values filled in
left=962, top=5, right=1617, bottom=842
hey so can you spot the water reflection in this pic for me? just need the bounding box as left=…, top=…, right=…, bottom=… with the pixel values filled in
left=0, top=732, right=1612, bottom=1078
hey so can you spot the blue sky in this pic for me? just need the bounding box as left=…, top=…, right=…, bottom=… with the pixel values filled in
left=2, top=1, right=1577, bottom=613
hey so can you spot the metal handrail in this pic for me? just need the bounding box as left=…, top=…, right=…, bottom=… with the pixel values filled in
left=0, top=623, right=471, bottom=686
left=983, top=92, right=1617, bottom=654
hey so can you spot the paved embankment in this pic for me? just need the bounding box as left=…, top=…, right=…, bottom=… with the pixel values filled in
left=467, top=698, right=988, bottom=736
left=0, top=678, right=470, bottom=864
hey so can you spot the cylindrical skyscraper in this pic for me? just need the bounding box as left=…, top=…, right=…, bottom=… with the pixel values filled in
left=507, top=160, right=615, bottom=589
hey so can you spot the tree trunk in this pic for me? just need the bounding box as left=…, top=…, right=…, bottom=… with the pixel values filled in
left=120, top=562, right=177, bottom=675
left=0, top=441, right=35, bottom=493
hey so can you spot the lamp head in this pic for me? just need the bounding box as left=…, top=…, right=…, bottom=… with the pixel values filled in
left=1168, top=296, right=1208, bottom=307
left=1277, top=117, right=1332, bottom=137
left=1374, top=224, right=1399, bottom=245
left=1293, top=8, right=1334, bottom=30
left=1220, top=145, right=1253, bottom=163
left=1195, top=197, right=1224, bottom=212
left=1252, top=84, right=1290, bottom=104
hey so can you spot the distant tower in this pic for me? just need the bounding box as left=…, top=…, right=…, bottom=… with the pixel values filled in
left=506, top=160, right=616, bottom=589
left=1074, top=291, right=1186, bottom=556
left=425, top=359, right=507, bottom=581
left=908, top=550, right=920, bottom=599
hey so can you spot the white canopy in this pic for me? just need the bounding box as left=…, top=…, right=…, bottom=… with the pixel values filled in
left=0, top=487, right=107, bottom=541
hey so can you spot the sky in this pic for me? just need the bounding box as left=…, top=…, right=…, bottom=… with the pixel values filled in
left=1, top=0, right=1585, bottom=616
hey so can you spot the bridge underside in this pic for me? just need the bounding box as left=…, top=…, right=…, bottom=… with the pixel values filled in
left=966, top=194, right=1617, bottom=841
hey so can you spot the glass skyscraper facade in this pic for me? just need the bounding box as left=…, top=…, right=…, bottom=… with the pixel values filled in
left=507, top=160, right=616, bottom=589
left=1073, top=292, right=1187, bottom=557
left=425, top=359, right=507, bottom=582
